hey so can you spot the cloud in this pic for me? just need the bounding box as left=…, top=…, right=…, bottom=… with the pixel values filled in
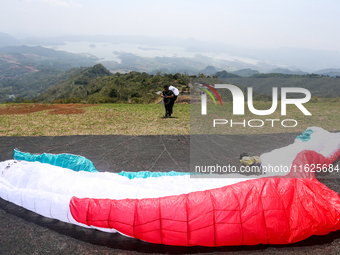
left=69, top=1, right=82, bottom=8
left=39, top=0, right=82, bottom=8
left=14, top=0, right=33, bottom=2
left=40, top=0, right=68, bottom=7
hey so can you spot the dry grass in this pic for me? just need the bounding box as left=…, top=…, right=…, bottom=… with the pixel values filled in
left=0, top=103, right=190, bottom=136
left=0, top=101, right=338, bottom=136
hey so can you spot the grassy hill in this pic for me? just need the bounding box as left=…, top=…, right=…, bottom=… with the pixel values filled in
left=0, top=45, right=100, bottom=102
left=35, top=64, right=190, bottom=104
left=3, top=60, right=340, bottom=104
left=34, top=65, right=340, bottom=104
left=0, top=67, right=86, bottom=103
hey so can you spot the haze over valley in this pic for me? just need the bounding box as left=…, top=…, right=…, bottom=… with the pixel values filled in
left=1, top=0, right=340, bottom=102
left=1, top=32, right=340, bottom=75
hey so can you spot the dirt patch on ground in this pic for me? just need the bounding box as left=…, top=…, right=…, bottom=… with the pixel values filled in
left=0, top=100, right=191, bottom=116
left=176, top=95, right=190, bottom=104
left=0, top=104, right=92, bottom=115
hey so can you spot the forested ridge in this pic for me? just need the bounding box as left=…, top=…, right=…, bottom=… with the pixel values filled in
left=35, top=64, right=190, bottom=104
left=3, top=63, right=340, bottom=104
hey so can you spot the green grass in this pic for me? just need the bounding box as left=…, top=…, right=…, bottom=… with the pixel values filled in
left=0, top=101, right=339, bottom=136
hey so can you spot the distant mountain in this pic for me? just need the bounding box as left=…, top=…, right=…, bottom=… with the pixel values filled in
left=219, top=74, right=340, bottom=98
left=0, top=45, right=98, bottom=63
left=0, top=50, right=47, bottom=80
left=0, top=32, right=20, bottom=47
left=199, top=66, right=218, bottom=75
left=243, top=47, right=340, bottom=72
left=3, top=33, right=340, bottom=72
left=0, top=68, right=77, bottom=103
left=270, top=68, right=308, bottom=75
left=314, top=68, right=340, bottom=77
left=0, top=34, right=282, bottom=73
left=0, top=45, right=102, bottom=101
left=103, top=52, right=208, bottom=75
left=231, top=68, right=260, bottom=77
left=215, top=70, right=241, bottom=78
left=0, top=45, right=99, bottom=80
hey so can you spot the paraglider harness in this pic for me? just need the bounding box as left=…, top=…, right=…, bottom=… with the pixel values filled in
left=169, top=85, right=180, bottom=102
left=239, top=153, right=263, bottom=174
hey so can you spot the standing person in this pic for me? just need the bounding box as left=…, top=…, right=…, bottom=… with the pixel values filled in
left=168, top=85, right=180, bottom=116
left=161, top=85, right=175, bottom=118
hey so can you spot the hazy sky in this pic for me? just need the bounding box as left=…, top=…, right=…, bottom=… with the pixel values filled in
left=1, top=0, right=340, bottom=51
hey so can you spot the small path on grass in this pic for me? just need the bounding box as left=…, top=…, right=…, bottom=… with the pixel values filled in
left=0, top=104, right=93, bottom=115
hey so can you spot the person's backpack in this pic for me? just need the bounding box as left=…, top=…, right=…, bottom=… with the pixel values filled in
left=169, top=85, right=180, bottom=96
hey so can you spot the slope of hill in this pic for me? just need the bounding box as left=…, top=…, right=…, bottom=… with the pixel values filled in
left=35, top=65, right=190, bottom=103
left=269, top=68, right=308, bottom=75
left=0, top=52, right=37, bottom=79
left=0, top=45, right=93, bottom=61
left=0, top=45, right=99, bottom=80
left=199, top=66, right=218, bottom=75
left=5, top=62, right=340, bottom=104
left=0, top=45, right=102, bottom=102
left=215, top=70, right=241, bottom=78
left=314, top=68, right=340, bottom=77
left=0, top=45, right=99, bottom=70
left=35, top=64, right=112, bottom=102
left=0, top=67, right=86, bottom=103
left=0, top=32, right=20, bottom=47
left=231, top=68, right=260, bottom=77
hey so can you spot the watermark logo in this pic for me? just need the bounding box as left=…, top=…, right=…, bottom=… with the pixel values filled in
left=198, top=83, right=222, bottom=114
left=198, top=83, right=312, bottom=128
left=190, top=78, right=317, bottom=176
left=201, top=84, right=312, bottom=116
